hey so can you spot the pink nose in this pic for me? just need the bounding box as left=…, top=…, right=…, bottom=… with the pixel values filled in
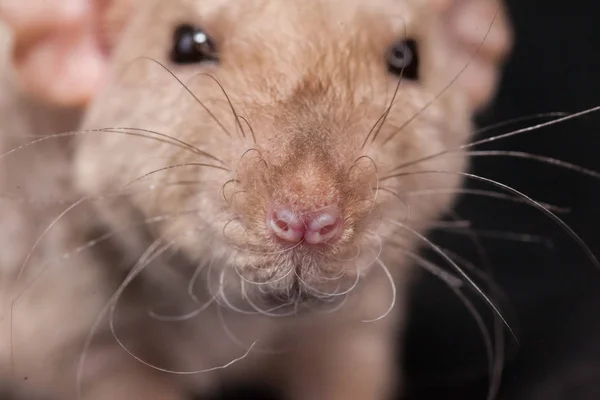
left=268, top=206, right=343, bottom=245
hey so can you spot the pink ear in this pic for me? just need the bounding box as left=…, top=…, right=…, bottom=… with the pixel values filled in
left=440, top=0, right=513, bottom=110
left=0, top=0, right=108, bottom=107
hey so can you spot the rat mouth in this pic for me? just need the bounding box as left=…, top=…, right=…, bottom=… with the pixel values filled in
left=257, top=282, right=351, bottom=313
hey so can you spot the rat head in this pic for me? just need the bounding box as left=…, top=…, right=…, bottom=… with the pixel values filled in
left=3, top=0, right=511, bottom=305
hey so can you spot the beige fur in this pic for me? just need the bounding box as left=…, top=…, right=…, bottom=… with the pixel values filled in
left=0, top=0, right=512, bottom=399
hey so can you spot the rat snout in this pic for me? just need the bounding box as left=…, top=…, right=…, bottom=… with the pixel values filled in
left=268, top=205, right=343, bottom=245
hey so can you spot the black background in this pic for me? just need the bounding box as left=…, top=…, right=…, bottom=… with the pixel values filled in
left=404, top=0, right=600, bottom=399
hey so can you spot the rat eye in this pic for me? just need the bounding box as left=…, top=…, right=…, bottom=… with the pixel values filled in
left=171, top=24, right=218, bottom=64
left=387, top=39, right=419, bottom=80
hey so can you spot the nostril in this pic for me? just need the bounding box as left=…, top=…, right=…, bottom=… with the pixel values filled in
left=274, top=219, right=289, bottom=231
left=269, top=207, right=305, bottom=243
left=304, top=207, right=343, bottom=245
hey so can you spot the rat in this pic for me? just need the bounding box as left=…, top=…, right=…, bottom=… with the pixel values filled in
left=0, top=0, right=512, bottom=399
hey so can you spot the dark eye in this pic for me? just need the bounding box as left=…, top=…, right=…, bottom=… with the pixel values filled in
left=171, top=24, right=219, bottom=64
left=387, top=39, right=419, bottom=80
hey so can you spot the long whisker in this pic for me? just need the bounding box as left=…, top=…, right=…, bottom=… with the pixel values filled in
left=77, top=239, right=164, bottom=398
left=460, top=150, right=600, bottom=180
left=135, top=57, right=233, bottom=138
left=12, top=163, right=221, bottom=366
left=405, top=187, right=569, bottom=213
left=217, top=268, right=260, bottom=315
left=436, top=226, right=554, bottom=248
left=385, top=218, right=517, bottom=342
left=148, top=297, right=215, bottom=322
left=12, top=209, right=203, bottom=305
left=217, top=306, right=288, bottom=355
left=198, top=73, right=246, bottom=140
left=233, top=264, right=294, bottom=286
left=147, top=261, right=215, bottom=322
left=10, top=196, right=86, bottom=372
left=434, top=246, right=507, bottom=301
left=383, top=170, right=600, bottom=272
left=240, top=280, right=297, bottom=318
left=106, top=127, right=226, bottom=166
left=399, top=248, right=497, bottom=399
left=473, top=112, right=569, bottom=136
left=391, top=244, right=463, bottom=287
left=107, top=239, right=257, bottom=375
left=189, top=261, right=210, bottom=304
left=389, top=105, right=600, bottom=172
left=361, top=259, right=396, bottom=323
left=443, top=209, right=506, bottom=400
left=123, top=162, right=230, bottom=190
left=377, top=187, right=411, bottom=222
left=0, top=128, right=210, bottom=162
left=443, top=210, right=506, bottom=400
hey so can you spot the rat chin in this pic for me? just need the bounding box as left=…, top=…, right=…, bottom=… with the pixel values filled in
left=225, top=247, right=373, bottom=310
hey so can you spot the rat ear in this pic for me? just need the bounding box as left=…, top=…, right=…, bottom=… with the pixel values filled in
left=437, top=0, right=513, bottom=110
left=0, top=0, right=135, bottom=107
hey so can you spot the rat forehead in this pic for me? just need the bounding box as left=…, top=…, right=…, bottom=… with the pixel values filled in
left=177, top=0, right=428, bottom=33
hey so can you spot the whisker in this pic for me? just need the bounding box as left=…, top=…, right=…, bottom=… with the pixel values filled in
left=135, top=57, right=233, bottom=138
left=217, top=268, right=260, bottom=315
left=197, top=73, right=246, bottom=140
left=233, top=263, right=294, bottom=286
left=422, top=220, right=472, bottom=229
left=217, top=306, right=288, bottom=355
left=10, top=196, right=86, bottom=371
left=105, top=127, right=226, bottom=165
left=387, top=245, right=501, bottom=399
left=0, top=127, right=225, bottom=170
left=240, top=279, right=297, bottom=318
left=104, top=238, right=257, bottom=376
left=237, top=115, right=257, bottom=145
left=148, top=297, right=215, bottom=322
left=123, top=162, right=230, bottom=190
left=314, top=243, right=361, bottom=263
left=293, top=269, right=344, bottom=300
left=436, top=227, right=554, bottom=248
left=377, top=187, right=411, bottom=222
left=317, top=291, right=351, bottom=315
left=434, top=247, right=508, bottom=302
left=362, top=74, right=403, bottom=148
left=361, top=259, right=396, bottom=323
left=12, top=209, right=203, bottom=305
left=462, top=150, right=600, bottom=180
left=473, top=112, right=569, bottom=136
left=148, top=262, right=215, bottom=322
left=189, top=261, right=210, bottom=304
left=405, top=187, right=569, bottom=213
left=77, top=239, right=163, bottom=398
left=388, top=105, right=600, bottom=172
left=389, top=243, right=463, bottom=288
left=385, top=218, right=517, bottom=343
left=383, top=170, right=600, bottom=273
left=443, top=210, right=506, bottom=400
